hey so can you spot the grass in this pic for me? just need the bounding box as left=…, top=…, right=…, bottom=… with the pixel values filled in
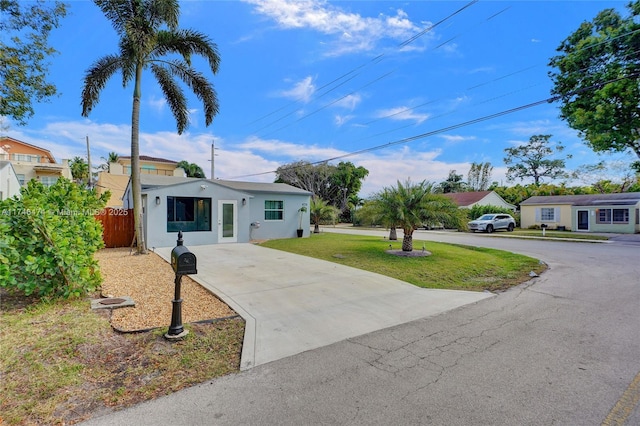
left=260, top=232, right=547, bottom=292
left=0, top=292, right=244, bottom=425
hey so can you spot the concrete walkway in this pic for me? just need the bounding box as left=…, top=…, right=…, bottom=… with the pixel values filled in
left=156, top=243, right=493, bottom=370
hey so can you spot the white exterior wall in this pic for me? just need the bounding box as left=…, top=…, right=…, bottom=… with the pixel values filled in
left=125, top=180, right=311, bottom=247
left=0, top=163, right=21, bottom=200
left=247, top=193, right=311, bottom=240
left=473, top=192, right=516, bottom=210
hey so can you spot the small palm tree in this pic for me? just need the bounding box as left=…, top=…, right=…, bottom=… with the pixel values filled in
left=100, top=151, right=119, bottom=172
left=177, top=160, right=205, bottom=178
left=310, top=196, right=338, bottom=233
left=374, top=179, right=463, bottom=251
left=81, top=0, right=220, bottom=253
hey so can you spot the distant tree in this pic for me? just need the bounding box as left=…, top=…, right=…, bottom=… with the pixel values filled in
left=571, top=161, right=639, bottom=193
left=177, top=160, right=205, bottom=178
left=69, top=157, right=89, bottom=185
left=467, top=162, right=493, bottom=191
left=504, top=135, right=571, bottom=185
left=331, top=161, right=369, bottom=219
left=99, top=151, right=120, bottom=172
left=549, top=1, right=640, bottom=171
left=309, top=196, right=339, bottom=233
left=275, top=161, right=369, bottom=218
left=0, top=0, right=68, bottom=125
left=435, top=170, right=467, bottom=193
left=81, top=0, right=221, bottom=253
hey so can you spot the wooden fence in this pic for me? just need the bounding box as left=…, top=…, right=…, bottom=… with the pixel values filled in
left=95, top=208, right=135, bottom=248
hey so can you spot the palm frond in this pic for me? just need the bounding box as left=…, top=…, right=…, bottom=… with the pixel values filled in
left=81, top=54, right=124, bottom=117
left=147, top=0, right=179, bottom=30
left=154, top=29, right=220, bottom=74
left=162, top=59, right=219, bottom=126
left=93, top=0, right=133, bottom=36
left=150, top=63, right=188, bottom=133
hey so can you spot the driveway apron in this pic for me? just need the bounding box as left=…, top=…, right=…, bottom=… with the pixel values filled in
left=156, top=243, right=492, bottom=369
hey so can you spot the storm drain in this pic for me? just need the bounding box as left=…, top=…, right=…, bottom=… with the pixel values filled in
left=90, top=296, right=135, bottom=310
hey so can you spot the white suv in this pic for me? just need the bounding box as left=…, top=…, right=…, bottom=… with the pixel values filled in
left=468, top=214, right=516, bottom=233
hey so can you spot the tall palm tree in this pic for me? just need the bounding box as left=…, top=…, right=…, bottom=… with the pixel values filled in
left=375, top=179, right=463, bottom=251
left=81, top=0, right=220, bottom=253
left=69, top=156, right=89, bottom=185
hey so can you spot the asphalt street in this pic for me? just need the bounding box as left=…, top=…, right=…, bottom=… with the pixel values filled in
left=83, top=229, right=640, bottom=426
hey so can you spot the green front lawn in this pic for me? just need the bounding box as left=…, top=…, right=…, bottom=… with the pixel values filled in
left=260, top=233, right=546, bottom=292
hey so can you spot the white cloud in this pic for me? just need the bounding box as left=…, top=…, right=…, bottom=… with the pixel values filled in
left=375, top=106, right=430, bottom=124
left=335, top=114, right=354, bottom=127
left=147, top=96, right=166, bottom=112
left=333, top=93, right=361, bottom=110
left=244, top=0, right=429, bottom=56
left=278, top=76, right=316, bottom=102
left=438, top=134, right=476, bottom=144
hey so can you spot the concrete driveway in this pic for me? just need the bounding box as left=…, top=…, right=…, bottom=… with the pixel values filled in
left=156, top=243, right=492, bottom=369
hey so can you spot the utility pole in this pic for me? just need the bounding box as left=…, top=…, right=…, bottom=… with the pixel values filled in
left=86, top=135, right=92, bottom=189
left=209, top=141, right=218, bottom=179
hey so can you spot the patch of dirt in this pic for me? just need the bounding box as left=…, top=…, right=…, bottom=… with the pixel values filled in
left=385, top=249, right=431, bottom=257
left=95, top=248, right=237, bottom=332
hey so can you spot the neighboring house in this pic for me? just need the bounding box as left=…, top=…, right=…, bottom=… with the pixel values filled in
left=0, top=136, right=72, bottom=187
left=96, top=155, right=185, bottom=207
left=0, top=161, right=21, bottom=200
left=123, top=175, right=312, bottom=247
left=520, top=193, right=640, bottom=234
left=442, top=191, right=516, bottom=211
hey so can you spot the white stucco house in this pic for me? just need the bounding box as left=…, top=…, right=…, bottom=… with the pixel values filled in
left=123, top=175, right=312, bottom=247
left=0, top=161, right=21, bottom=200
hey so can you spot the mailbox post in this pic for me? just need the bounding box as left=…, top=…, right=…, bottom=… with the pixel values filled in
left=166, top=231, right=197, bottom=339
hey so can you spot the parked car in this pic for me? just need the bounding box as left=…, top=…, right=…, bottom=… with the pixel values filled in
left=468, top=213, right=516, bottom=233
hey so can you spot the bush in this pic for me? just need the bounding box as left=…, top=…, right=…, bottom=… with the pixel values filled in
left=0, top=178, right=108, bottom=299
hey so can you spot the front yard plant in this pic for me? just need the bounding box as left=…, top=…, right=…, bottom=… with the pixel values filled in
left=0, top=178, right=108, bottom=298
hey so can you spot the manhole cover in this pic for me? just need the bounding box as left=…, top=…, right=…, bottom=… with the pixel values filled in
left=99, top=298, right=126, bottom=305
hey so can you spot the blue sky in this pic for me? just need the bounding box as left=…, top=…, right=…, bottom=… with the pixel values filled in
left=4, top=0, right=634, bottom=196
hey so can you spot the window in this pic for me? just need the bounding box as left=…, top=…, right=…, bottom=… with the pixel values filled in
left=540, top=208, right=555, bottom=221
left=265, top=200, right=284, bottom=221
left=167, top=197, right=211, bottom=232
left=16, top=174, right=25, bottom=186
left=11, top=154, right=40, bottom=162
left=597, top=208, right=629, bottom=224
left=40, top=176, right=58, bottom=187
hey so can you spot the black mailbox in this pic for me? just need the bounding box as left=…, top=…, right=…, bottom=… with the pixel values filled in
left=170, top=231, right=197, bottom=275
left=540, top=223, right=548, bottom=229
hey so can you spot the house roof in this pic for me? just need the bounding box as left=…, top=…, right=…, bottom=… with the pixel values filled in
left=119, top=155, right=178, bottom=164
left=521, top=192, right=640, bottom=207
left=442, top=191, right=493, bottom=207
left=214, top=179, right=312, bottom=195
left=132, top=175, right=311, bottom=195
left=0, top=136, right=57, bottom=163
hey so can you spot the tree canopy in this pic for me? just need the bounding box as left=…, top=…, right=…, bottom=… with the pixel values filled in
left=435, top=170, right=467, bottom=193
left=503, top=134, right=571, bottom=185
left=0, top=0, right=68, bottom=125
left=549, top=1, right=640, bottom=170
left=275, top=161, right=368, bottom=219
left=177, top=160, right=205, bottom=178
left=467, top=162, right=493, bottom=191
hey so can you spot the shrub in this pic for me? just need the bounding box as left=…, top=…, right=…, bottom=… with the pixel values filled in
left=0, top=178, right=108, bottom=299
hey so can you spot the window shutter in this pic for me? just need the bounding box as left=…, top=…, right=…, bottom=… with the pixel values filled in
left=535, top=208, right=540, bottom=221
left=555, top=208, right=560, bottom=222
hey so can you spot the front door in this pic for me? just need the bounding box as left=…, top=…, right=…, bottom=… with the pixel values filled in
left=218, top=200, right=237, bottom=243
left=577, top=210, right=589, bottom=231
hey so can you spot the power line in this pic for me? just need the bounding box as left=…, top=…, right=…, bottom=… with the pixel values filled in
left=223, top=73, right=639, bottom=180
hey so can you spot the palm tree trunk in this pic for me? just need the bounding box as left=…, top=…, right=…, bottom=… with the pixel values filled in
left=314, top=223, right=320, bottom=233
left=389, top=226, right=397, bottom=241
left=402, top=234, right=413, bottom=252
left=131, top=63, right=147, bottom=254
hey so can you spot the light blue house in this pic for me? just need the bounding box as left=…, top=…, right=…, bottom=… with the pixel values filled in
left=123, top=175, right=311, bottom=247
